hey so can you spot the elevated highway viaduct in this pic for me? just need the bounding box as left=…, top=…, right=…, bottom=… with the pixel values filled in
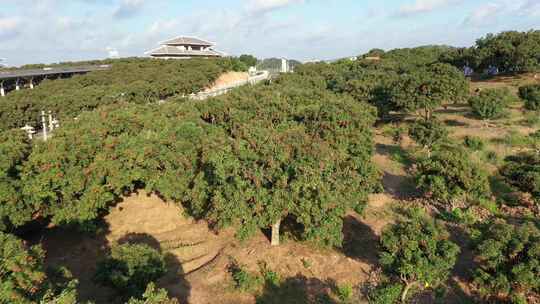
left=0, top=65, right=111, bottom=96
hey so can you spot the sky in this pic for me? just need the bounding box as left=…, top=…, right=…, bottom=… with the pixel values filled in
left=0, top=0, right=539, bottom=66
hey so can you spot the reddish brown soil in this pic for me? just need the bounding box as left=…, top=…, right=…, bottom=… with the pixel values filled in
left=39, top=192, right=388, bottom=304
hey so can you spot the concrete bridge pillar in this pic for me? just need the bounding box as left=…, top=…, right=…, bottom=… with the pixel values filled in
left=29, top=78, right=34, bottom=89
left=15, top=79, right=20, bottom=91
left=0, top=82, right=4, bottom=97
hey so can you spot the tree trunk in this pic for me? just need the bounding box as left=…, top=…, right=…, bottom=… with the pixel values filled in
left=401, top=281, right=417, bottom=303
left=271, top=219, right=281, bottom=246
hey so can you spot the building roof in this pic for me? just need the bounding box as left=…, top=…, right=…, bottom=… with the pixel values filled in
left=147, top=45, right=223, bottom=57
left=161, top=36, right=214, bottom=46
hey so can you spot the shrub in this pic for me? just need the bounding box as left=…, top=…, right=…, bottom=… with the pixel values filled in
left=259, top=262, right=280, bottom=287
left=415, top=145, right=491, bottom=205
left=379, top=209, right=460, bottom=302
left=127, top=283, right=179, bottom=304
left=519, top=84, right=540, bottom=111
left=0, top=232, right=78, bottom=303
left=469, top=88, right=514, bottom=120
left=500, top=152, right=540, bottom=201
left=227, top=260, right=262, bottom=292
left=484, top=150, right=500, bottom=165
left=367, top=283, right=402, bottom=304
left=0, top=129, right=32, bottom=231
left=335, top=283, right=353, bottom=302
left=0, top=232, right=47, bottom=303
left=464, top=136, right=485, bottom=151
left=408, top=118, right=448, bottom=150
left=94, top=243, right=166, bottom=299
left=473, top=220, right=540, bottom=303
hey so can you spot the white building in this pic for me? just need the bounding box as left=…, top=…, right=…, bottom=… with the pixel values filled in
left=145, top=36, right=224, bottom=59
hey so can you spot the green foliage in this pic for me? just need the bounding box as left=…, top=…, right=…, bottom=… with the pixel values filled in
left=381, top=46, right=458, bottom=72
left=438, top=207, right=478, bottom=225
left=228, top=260, right=262, bottom=292
left=379, top=210, right=459, bottom=300
left=18, top=103, right=207, bottom=226
left=0, top=232, right=78, bottom=304
left=94, top=243, right=166, bottom=299
left=474, top=30, right=540, bottom=73
left=341, top=68, right=399, bottom=118
left=519, top=84, right=540, bottom=111
left=444, top=30, right=540, bottom=73
left=367, top=283, right=402, bottom=304
left=484, top=150, right=500, bottom=165
left=191, top=74, right=380, bottom=246
left=463, top=136, right=485, bottom=151
left=335, top=283, right=353, bottom=302
left=0, top=58, right=231, bottom=132
left=500, top=152, right=540, bottom=200
left=415, top=145, right=491, bottom=204
left=0, top=130, right=32, bottom=231
left=469, top=88, right=514, bottom=120
left=259, top=262, right=281, bottom=287
left=521, top=111, right=540, bottom=127
left=238, top=54, right=258, bottom=68
left=408, top=118, right=449, bottom=149
left=126, top=283, right=179, bottom=304
left=473, top=219, right=540, bottom=303
left=0, top=232, right=47, bottom=303
left=390, top=63, right=469, bottom=119
left=11, top=71, right=380, bottom=248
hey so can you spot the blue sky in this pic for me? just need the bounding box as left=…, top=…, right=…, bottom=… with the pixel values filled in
left=0, top=0, right=539, bottom=66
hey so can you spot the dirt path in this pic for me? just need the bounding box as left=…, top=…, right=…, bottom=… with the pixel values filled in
left=204, top=71, right=249, bottom=92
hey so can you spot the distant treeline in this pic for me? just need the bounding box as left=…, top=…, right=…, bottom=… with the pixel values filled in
left=362, top=30, right=540, bottom=74
left=0, top=57, right=248, bottom=132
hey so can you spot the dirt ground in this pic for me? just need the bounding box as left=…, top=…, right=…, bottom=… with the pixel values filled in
left=33, top=74, right=539, bottom=304
left=37, top=190, right=391, bottom=304
left=205, top=71, right=249, bottom=92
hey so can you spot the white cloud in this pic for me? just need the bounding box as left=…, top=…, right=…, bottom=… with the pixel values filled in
left=463, top=3, right=505, bottom=26
left=0, top=16, right=21, bottom=40
left=114, top=0, right=145, bottom=19
left=520, top=0, right=540, bottom=16
left=246, top=0, right=305, bottom=15
left=106, top=46, right=120, bottom=58
left=398, top=0, right=461, bottom=16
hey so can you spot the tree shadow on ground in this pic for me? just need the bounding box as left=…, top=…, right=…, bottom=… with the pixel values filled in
left=382, top=171, right=418, bottom=200
left=256, top=274, right=340, bottom=304
left=375, top=143, right=414, bottom=168
left=117, top=233, right=191, bottom=304
left=25, top=220, right=115, bottom=303
left=442, top=224, right=479, bottom=304
left=444, top=119, right=469, bottom=127
left=341, top=215, right=380, bottom=267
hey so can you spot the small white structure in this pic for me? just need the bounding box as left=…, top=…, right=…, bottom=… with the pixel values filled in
left=281, top=58, right=290, bottom=73
left=248, top=66, right=257, bottom=76
left=21, top=125, right=36, bottom=140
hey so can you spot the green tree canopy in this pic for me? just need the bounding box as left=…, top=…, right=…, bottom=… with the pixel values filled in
left=415, top=145, right=491, bottom=206
left=473, top=219, right=540, bottom=303
left=390, top=63, right=469, bottom=119
left=379, top=209, right=460, bottom=302
left=469, top=88, right=514, bottom=121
